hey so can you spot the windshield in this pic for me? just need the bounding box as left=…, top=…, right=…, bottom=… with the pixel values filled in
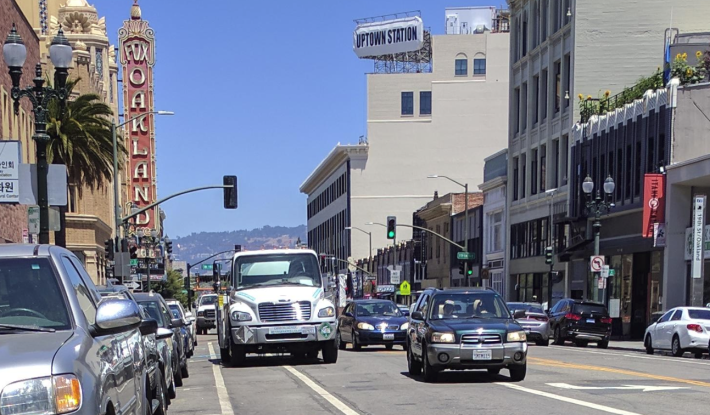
left=356, top=302, right=402, bottom=317
left=508, top=303, right=544, bottom=314
left=688, top=309, right=710, bottom=320
left=139, top=301, right=166, bottom=327
left=169, top=304, right=182, bottom=319
left=430, top=293, right=510, bottom=320
left=200, top=296, right=217, bottom=306
left=234, top=254, right=321, bottom=289
left=0, top=258, right=71, bottom=330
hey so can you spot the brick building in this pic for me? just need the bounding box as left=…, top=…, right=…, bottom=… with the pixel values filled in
left=0, top=0, right=39, bottom=243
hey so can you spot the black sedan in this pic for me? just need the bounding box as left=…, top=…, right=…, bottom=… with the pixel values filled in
left=337, top=299, right=408, bottom=351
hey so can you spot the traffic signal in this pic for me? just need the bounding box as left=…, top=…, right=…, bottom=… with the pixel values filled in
left=104, top=239, right=114, bottom=261
left=545, top=246, right=553, bottom=265
left=129, top=245, right=138, bottom=260
left=223, top=175, right=238, bottom=209
left=466, top=264, right=473, bottom=277
left=386, top=216, right=396, bottom=240
left=458, top=261, right=465, bottom=275
left=235, top=244, right=242, bottom=252
left=165, top=240, right=173, bottom=255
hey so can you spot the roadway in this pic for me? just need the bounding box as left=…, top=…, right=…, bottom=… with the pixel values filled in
left=172, top=334, right=710, bottom=415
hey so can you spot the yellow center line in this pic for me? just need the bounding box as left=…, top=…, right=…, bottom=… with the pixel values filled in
left=528, top=357, right=710, bottom=388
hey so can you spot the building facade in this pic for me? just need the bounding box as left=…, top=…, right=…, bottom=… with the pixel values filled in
left=302, top=6, right=510, bottom=265
left=506, top=0, right=710, bottom=309
left=479, top=149, right=508, bottom=298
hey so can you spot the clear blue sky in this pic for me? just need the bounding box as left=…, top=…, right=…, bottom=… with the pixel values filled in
left=91, top=0, right=496, bottom=238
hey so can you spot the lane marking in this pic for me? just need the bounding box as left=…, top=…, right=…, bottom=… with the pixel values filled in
left=528, top=357, right=710, bottom=388
left=547, top=383, right=689, bottom=392
left=554, top=346, right=710, bottom=366
left=283, top=365, right=359, bottom=415
left=497, top=383, right=644, bottom=415
left=208, top=342, right=236, bottom=415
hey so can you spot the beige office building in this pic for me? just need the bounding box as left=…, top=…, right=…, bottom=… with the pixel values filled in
left=301, top=7, right=510, bottom=266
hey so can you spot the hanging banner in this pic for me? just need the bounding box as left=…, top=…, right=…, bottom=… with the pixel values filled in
left=691, top=196, right=705, bottom=279
left=653, top=223, right=666, bottom=247
left=642, top=174, right=666, bottom=238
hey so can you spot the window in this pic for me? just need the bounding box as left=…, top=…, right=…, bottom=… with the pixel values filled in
left=513, top=157, right=520, bottom=201
left=561, top=135, right=569, bottom=185
left=521, top=153, right=527, bottom=198
left=541, top=69, right=548, bottom=120
left=552, top=139, right=559, bottom=188
left=554, top=61, right=561, bottom=113
left=401, top=92, right=413, bottom=115
left=455, top=58, right=468, bottom=76
left=670, top=309, right=682, bottom=321
left=563, top=54, right=571, bottom=109
left=473, top=58, right=486, bottom=75
left=436, top=225, right=441, bottom=259
left=514, top=87, right=521, bottom=134
left=540, top=144, right=547, bottom=192
left=521, top=83, right=528, bottom=132
left=420, top=91, right=432, bottom=115
left=533, top=75, right=540, bottom=124
left=657, top=310, right=674, bottom=324
left=490, top=211, right=503, bottom=252
left=61, top=257, right=97, bottom=325
left=531, top=148, right=538, bottom=195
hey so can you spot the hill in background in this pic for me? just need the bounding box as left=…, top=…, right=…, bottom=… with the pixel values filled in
left=173, top=225, right=307, bottom=264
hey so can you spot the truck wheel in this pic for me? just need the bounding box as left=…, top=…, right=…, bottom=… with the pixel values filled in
left=230, top=341, right=246, bottom=367
left=322, top=340, right=338, bottom=364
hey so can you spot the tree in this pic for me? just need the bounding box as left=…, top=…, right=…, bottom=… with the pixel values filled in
left=154, top=270, right=188, bottom=308
left=46, top=78, right=126, bottom=193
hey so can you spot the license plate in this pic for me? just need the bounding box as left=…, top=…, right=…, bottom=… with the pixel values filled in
left=472, top=350, right=492, bottom=360
left=586, top=319, right=595, bottom=324
left=383, top=333, right=394, bottom=340
left=268, top=326, right=315, bottom=335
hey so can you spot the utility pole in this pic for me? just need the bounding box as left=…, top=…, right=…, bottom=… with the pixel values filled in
left=463, top=183, right=469, bottom=286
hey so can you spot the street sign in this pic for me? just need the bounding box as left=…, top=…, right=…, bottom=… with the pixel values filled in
left=400, top=281, right=411, bottom=296
left=376, top=285, right=395, bottom=293
left=609, top=269, right=616, bottom=277
left=590, top=256, right=604, bottom=272
left=598, top=277, right=606, bottom=289
left=22, top=228, right=28, bottom=244
left=28, top=206, right=39, bottom=234
left=457, top=251, right=474, bottom=261
left=601, top=265, right=610, bottom=279
left=390, top=270, right=401, bottom=284
left=0, top=141, right=20, bottom=203
left=126, top=282, right=140, bottom=290
left=130, top=259, right=138, bottom=266
left=18, top=164, right=68, bottom=206
left=202, top=264, right=213, bottom=270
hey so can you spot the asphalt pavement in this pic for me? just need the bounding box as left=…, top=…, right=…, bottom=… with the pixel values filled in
left=171, top=333, right=710, bottom=415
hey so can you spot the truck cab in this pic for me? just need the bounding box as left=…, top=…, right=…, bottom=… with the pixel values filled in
left=216, top=249, right=339, bottom=366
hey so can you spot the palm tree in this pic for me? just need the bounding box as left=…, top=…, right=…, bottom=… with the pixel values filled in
left=46, top=79, right=126, bottom=193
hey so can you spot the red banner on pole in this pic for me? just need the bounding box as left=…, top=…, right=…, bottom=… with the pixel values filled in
left=642, top=174, right=666, bottom=238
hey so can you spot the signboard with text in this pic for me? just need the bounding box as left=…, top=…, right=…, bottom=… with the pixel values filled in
left=119, top=10, right=158, bottom=234
left=0, top=141, right=20, bottom=203
left=642, top=174, right=666, bottom=238
left=353, top=16, right=424, bottom=58
left=691, top=196, right=705, bottom=279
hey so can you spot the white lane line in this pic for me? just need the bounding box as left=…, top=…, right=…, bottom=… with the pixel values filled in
left=283, top=365, right=359, bottom=415
left=556, top=346, right=710, bottom=366
left=496, top=383, right=644, bottom=415
left=208, top=342, right=235, bottom=415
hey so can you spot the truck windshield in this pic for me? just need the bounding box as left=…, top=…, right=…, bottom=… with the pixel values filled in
left=0, top=258, right=71, bottom=331
left=234, top=254, right=321, bottom=289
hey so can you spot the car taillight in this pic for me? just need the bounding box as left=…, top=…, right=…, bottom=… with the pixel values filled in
left=565, top=313, right=581, bottom=321
left=687, top=323, right=704, bottom=333
left=528, top=315, right=548, bottom=322
left=601, top=317, right=612, bottom=324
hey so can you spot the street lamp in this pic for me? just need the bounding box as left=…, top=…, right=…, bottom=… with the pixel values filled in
left=4, top=25, right=72, bottom=244
left=112, top=111, right=174, bottom=245
left=428, top=174, right=470, bottom=286
left=582, top=174, right=615, bottom=305
left=345, top=226, right=372, bottom=258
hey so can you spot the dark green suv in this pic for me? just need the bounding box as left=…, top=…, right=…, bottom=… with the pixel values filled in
left=406, top=288, right=528, bottom=382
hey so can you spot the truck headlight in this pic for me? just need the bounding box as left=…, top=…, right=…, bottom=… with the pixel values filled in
left=0, top=375, right=81, bottom=415
left=231, top=311, right=252, bottom=322
left=400, top=322, right=409, bottom=330
left=197, top=311, right=204, bottom=317
left=431, top=332, right=455, bottom=343
left=318, top=307, right=335, bottom=318
left=357, top=322, right=375, bottom=330
left=507, top=331, right=527, bottom=342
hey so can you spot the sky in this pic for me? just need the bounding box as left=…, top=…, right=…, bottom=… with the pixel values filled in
left=90, top=0, right=497, bottom=238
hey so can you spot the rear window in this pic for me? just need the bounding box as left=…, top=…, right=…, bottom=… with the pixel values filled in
left=688, top=309, right=710, bottom=320
left=508, top=303, right=544, bottom=314
left=573, top=303, right=608, bottom=315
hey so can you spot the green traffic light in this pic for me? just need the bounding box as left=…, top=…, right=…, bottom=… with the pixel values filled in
left=388, top=231, right=395, bottom=238
left=467, top=269, right=473, bottom=276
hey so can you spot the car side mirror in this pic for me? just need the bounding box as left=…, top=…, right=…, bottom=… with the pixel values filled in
left=411, top=311, right=423, bottom=320
left=94, top=299, right=141, bottom=336
left=170, top=318, right=185, bottom=328
left=140, top=318, right=158, bottom=336
left=192, top=302, right=197, bottom=309
left=156, top=327, right=173, bottom=340
left=513, top=309, right=527, bottom=320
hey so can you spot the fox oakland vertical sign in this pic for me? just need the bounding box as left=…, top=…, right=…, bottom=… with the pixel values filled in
left=119, top=4, right=157, bottom=234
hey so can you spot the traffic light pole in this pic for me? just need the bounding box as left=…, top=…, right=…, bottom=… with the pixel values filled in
left=463, top=183, right=469, bottom=287
left=121, top=184, right=235, bottom=224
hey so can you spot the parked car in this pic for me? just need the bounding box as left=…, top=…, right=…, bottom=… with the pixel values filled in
left=0, top=244, right=153, bottom=415
left=644, top=307, right=710, bottom=357
left=507, top=302, right=551, bottom=346
left=549, top=299, right=611, bottom=348
left=338, top=299, right=408, bottom=351
left=407, top=288, right=528, bottom=382
left=195, top=294, right=218, bottom=334
left=135, top=292, right=189, bottom=389
left=167, top=299, right=195, bottom=358
left=185, top=310, right=197, bottom=346
left=397, top=304, right=410, bottom=317
left=101, top=288, right=171, bottom=413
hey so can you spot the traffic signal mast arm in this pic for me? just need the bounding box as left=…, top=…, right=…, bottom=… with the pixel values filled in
left=320, top=255, right=374, bottom=277
left=370, top=222, right=465, bottom=250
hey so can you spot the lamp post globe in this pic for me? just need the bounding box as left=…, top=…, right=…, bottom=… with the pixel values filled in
left=3, top=24, right=27, bottom=70
left=582, top=176, right=594, bottom=194
left=603, top=175, right=615, bottom=195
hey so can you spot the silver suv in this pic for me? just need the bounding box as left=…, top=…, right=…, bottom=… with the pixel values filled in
left=0, top=244, right=153, bottom=415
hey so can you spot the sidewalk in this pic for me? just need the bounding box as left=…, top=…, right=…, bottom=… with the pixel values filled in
left=606, top=340, right=645, bottom=352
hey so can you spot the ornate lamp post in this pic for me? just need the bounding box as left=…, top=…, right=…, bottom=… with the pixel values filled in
left=582, top=175, right=615, bottom=305
left=3, top=25, right=72, bottom=244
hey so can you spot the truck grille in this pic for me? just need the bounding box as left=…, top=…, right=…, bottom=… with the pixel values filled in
left=461, top=333, right=502, bottom=345
left=204, top=310, right=215, bottom=319
left=258, top=301, right=311, bottom=322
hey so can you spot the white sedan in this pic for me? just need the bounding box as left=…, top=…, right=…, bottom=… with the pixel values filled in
left=644, top=307, right=710, bottom=357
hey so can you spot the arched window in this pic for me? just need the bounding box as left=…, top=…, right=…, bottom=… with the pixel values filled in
left=455, top=53, right=468, bottom=76
left=473, top=53, right=486, bottom=75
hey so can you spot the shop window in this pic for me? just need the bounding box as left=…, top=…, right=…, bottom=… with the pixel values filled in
left=401, top=92, right=413, bottom=115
